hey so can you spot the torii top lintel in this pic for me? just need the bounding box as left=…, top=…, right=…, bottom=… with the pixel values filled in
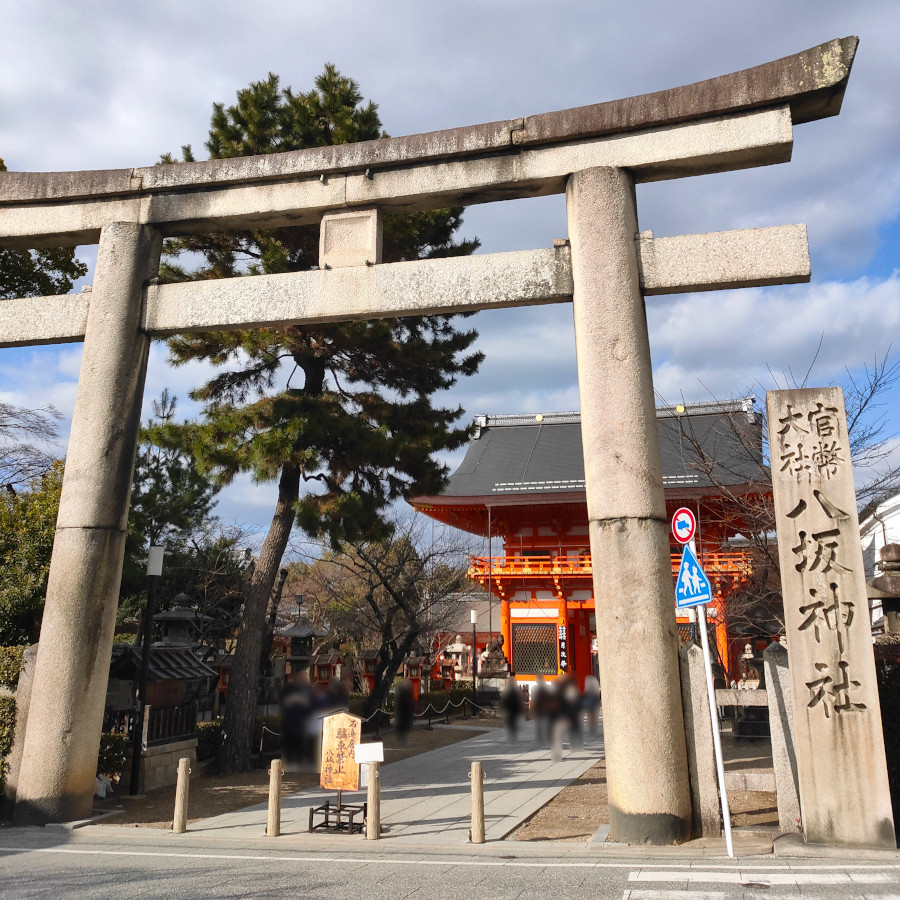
left=0, top=37, right=856, bottom=249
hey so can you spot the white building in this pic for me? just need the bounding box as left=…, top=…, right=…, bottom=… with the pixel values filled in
left=859, top=491, right=900, bottom=630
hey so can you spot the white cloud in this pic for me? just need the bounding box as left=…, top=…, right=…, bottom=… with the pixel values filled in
left=3, top=0, right=900, bottom=530
left=648, top=272, right=900, bottom=401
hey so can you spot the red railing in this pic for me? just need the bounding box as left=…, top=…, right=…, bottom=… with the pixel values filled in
left=469, top=555, right=592, bottom=578
left=469, top=549, right=753, bottom=597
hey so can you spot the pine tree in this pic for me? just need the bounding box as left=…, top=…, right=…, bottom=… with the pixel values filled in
left=117, top=390, right=222, bottom=630
left=130, top=391, right=218, bottom=545
left=160, top=66, right=483, bottom=773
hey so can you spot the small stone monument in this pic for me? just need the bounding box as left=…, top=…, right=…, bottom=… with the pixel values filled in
left=479, top=634, right=511, bottom=696
left=869, top=543, right=900, bottom=662
left=738, top=643, right=761, bottom=690
left=479, top=634, right=510, bottom=677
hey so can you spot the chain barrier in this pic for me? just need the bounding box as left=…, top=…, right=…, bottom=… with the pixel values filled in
left=413, top=697, right=492, bottom=717
left=257, top=696, right=492, bottom=747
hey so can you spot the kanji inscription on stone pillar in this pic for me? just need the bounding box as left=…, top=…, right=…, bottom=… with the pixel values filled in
left=768, top=387, right=894, bottom=848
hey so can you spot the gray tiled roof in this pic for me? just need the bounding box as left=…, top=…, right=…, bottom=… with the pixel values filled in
left=443, top=399, right=762, bottom=498
left=276, top=617, right=328, bottom=639
left=109, top=644, right=217, bottom=682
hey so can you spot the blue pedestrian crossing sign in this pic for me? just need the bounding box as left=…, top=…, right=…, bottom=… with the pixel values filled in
left=675, top=543, right=713, bottom=608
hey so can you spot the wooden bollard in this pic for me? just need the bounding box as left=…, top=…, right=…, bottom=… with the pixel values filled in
left=366, top=761, right=381, bottom=840
left=470, top=761, right=485, bottom=843
left=172, top=757, right=190, bottom=834
left=267, top=758, right=283, bottom=837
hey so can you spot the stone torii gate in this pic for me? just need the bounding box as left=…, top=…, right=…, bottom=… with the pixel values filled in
left=1, top=38, right=857, bottom=837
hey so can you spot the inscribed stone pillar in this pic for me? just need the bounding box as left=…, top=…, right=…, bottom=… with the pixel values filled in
left=762, top=641, right=801, bottom=833
left=14, top=223, right=160, bottom=825
left=678, top=643, right=721, bottom=838
left=767, top=387, right=894, bottom=847
left=567, top=166, right=691, bottom=844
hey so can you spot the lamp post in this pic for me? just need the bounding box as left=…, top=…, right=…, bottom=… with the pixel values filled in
left=470, top=608, right=478, bottom=712
left=128, top=545, right=164, bottom=797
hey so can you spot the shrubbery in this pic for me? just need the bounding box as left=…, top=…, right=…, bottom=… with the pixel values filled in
left=0, top=645, right=26, bottom=689
left=196, top=715, right=282, bottom=762
left=0, top=695, right=15, bottom=758
left=0, top=695, right=15, bottom=792
left=0, top=659, right=22, bottom=792
left=877, top=662, right=900, bottom=830
left=196, top=720, right=223, bottom=761
left=96, top=732, right=130, bottom=778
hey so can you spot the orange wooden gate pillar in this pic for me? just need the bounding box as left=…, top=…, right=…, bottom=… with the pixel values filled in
left=573, top=609, right=592, bottom=690
left=713, top=601, right=731, bottom=679
left=557, top=597, right=569, bottom=676
left=500, top=599, right=512, bottom=671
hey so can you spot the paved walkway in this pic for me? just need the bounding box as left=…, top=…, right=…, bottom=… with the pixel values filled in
left=188, top=719, right=605, bottom=847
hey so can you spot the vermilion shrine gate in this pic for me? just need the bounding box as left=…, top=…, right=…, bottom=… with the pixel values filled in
left=412, top=400, right=762, bottom=685
left=2, top=37, right=889, bottom=847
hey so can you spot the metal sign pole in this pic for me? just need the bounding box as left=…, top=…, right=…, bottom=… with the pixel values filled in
left=693, top=570, right=733, bottom=857
left=675, top=517, right=733, bottom=857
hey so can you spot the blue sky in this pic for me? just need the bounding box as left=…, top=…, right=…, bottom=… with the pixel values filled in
left=2, top=1, right=899, bottom=539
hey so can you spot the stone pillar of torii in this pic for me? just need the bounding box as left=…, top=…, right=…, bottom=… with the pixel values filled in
left=2, top=37, right=886, bottom=847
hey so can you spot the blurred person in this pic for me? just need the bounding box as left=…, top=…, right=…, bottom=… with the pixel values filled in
left=501, top=674, right=525, bottom=742
left=309, top=681, right=333, bottom=770
left=558, top=675, right=583, bottom=749
left=583, top=675, right=601, bottom=737
left=326, top=676, right=349, bottom=713
left=531, top=675, right=551, bottom=744
left=279, top=671, right=313, bottom=770
left=548, top=678, right=566, bottom=763
left=393, top=678, right=415, bottom=747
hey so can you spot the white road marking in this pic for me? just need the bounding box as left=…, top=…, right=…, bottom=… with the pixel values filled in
left=630, top=870, right=893, bottom=885
left=0, top=845, right=896, bottom=877
left=623, top=892, right=726, bottom=899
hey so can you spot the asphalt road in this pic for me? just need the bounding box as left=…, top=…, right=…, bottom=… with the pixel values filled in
left=1, top=829, right=899, bottom=900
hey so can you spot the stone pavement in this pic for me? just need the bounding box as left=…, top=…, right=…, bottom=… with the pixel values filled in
left=187, top=719, right=605, bottom=847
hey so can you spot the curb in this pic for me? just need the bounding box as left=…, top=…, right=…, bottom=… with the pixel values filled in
left=773, top=832, right=900, bottom=860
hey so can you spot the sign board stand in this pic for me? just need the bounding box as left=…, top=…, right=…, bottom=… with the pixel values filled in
left=308, top=712, right=367, bottom=835
left=672, top=510, right=733, bottom=857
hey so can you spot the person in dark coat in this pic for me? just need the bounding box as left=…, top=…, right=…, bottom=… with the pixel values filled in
left=501, top=675, right=526, bottom=742
left=280, top=671, right=313, bottom=769
left=531, top=675, right=551, bottom=744
left=557, top=674, right=583, bottom=750
left=393, top=678, right=415, bottom=747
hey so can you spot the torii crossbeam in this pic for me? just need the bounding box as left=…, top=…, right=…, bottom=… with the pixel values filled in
left=0, top=38, right=857, bottom=839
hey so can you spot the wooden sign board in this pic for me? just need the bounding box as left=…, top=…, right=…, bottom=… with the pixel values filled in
left=320, top=711, right=362, bottom=791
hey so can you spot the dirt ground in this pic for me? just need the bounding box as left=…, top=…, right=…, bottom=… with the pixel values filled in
left=513, top=757, right=610, bottom=843
left=93, top=721, right=492, bottom=829
left=510, top=734, right=779, bottom=843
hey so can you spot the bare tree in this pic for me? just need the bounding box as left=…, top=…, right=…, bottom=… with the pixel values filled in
left=0, top=402, right=62, bottom=491
left=177, top=523, right=256, bottom=655
left=301, top=513, right=474, bottom=715
left=660, top=350, right=900, bottom=637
